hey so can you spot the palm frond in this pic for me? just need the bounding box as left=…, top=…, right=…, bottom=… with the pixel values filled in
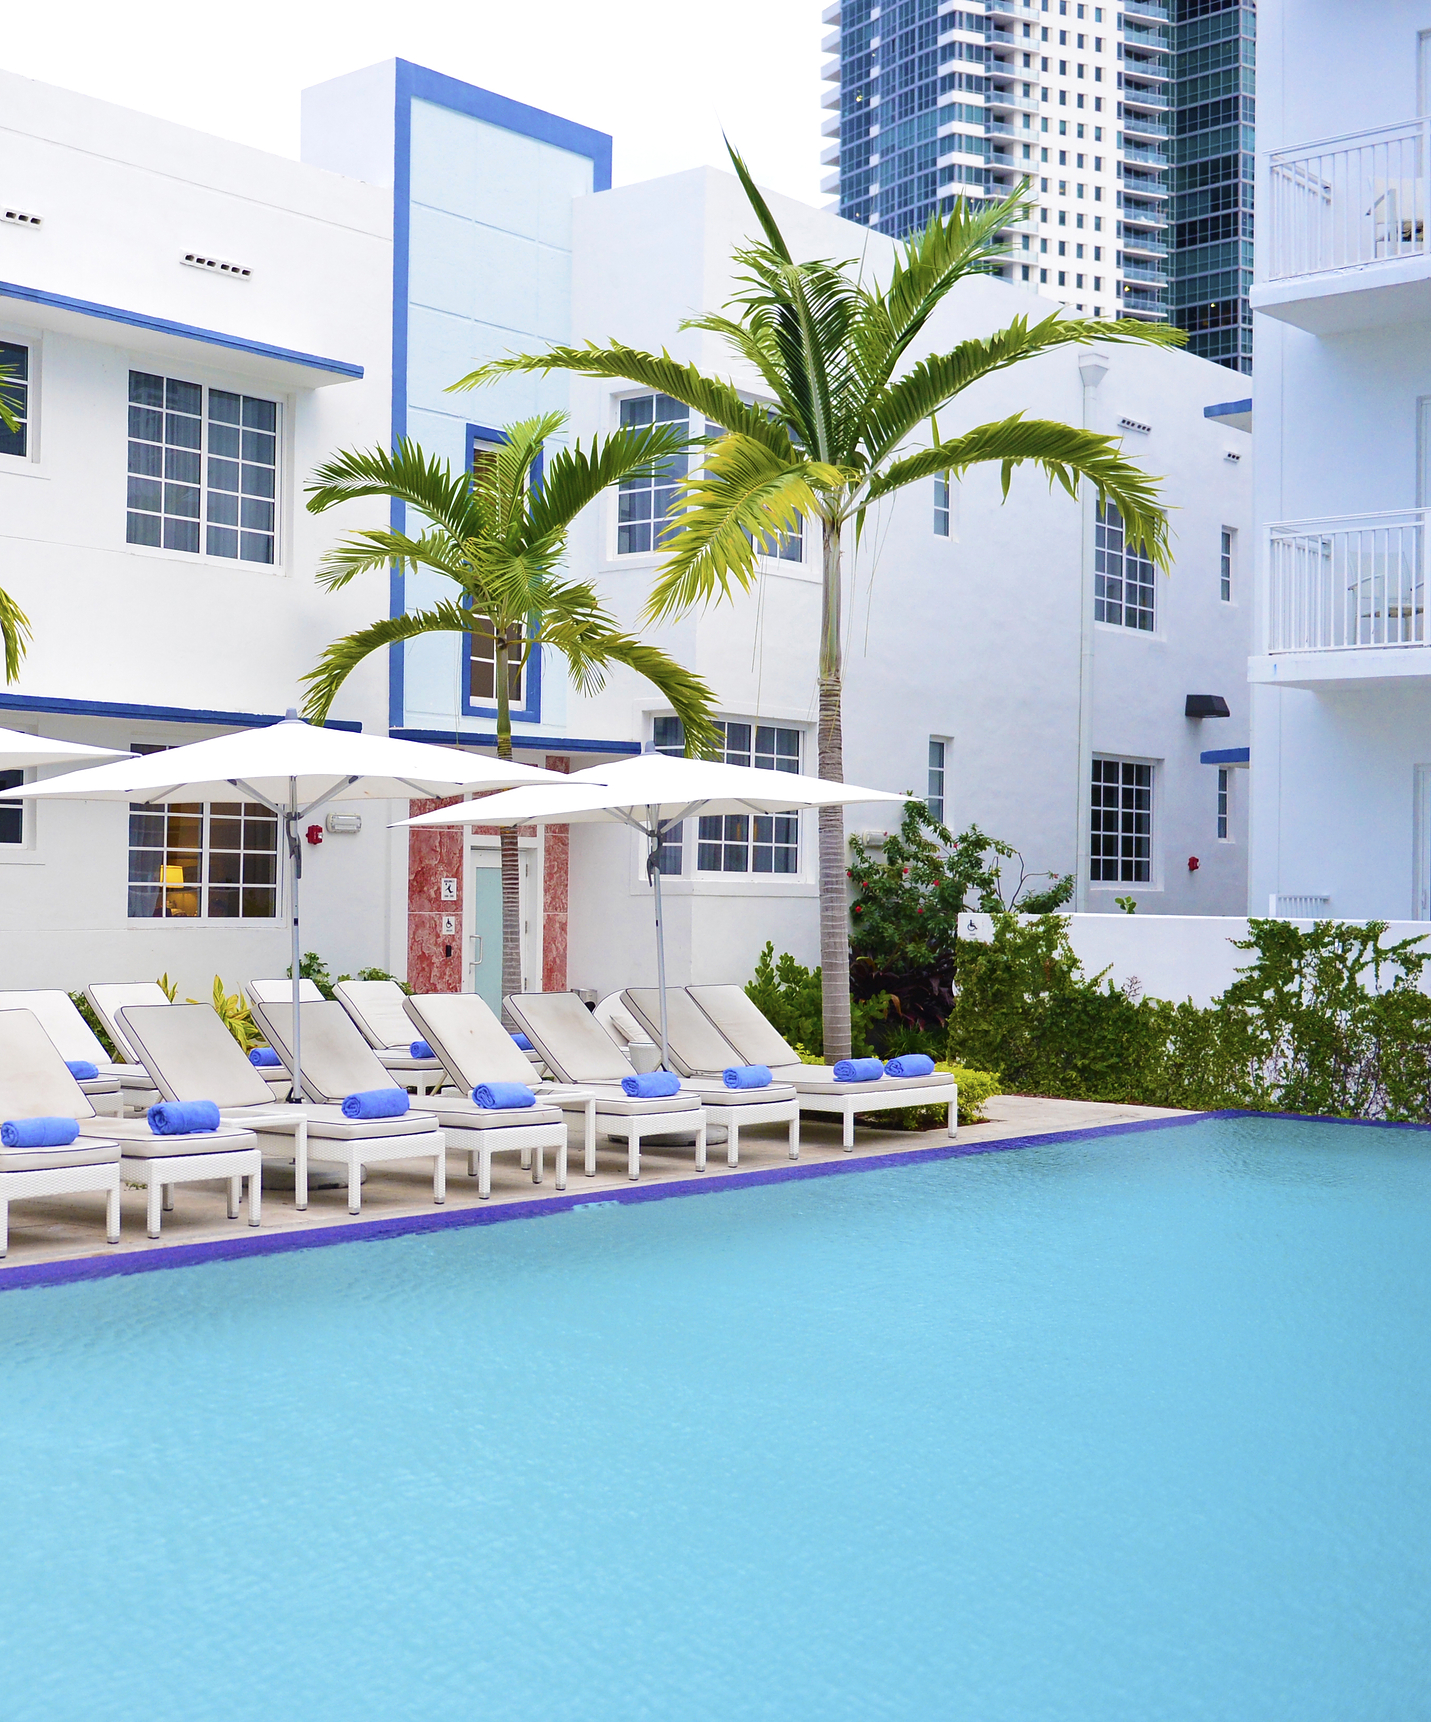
left=0, top=585, right=31, bottom=683
left=865, top=413, right=1172, bottom=567
left=0, top=362, right=20, bottom=439
left=306, top=440, right=479, bottom=542
left=644, top=435, right=843, bottom=623
left=300, top=599, right=475, bottom=723
left=539, top=611, right=721, bottom=757
left=861, top=311, right=1187, bottom=465
left=524, top=422, right=691, bottom=546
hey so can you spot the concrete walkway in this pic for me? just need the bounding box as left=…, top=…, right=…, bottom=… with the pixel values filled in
left=0, top=1093, right=1193, bottom=1280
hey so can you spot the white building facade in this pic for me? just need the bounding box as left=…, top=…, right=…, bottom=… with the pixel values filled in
left=1248, top=0, right=1431, bottom=920
left=0, top=59, right=1250, bottom=1010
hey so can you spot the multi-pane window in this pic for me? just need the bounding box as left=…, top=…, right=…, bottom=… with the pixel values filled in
left=927, top=739, right=946, bottom=823
left=933, top=472, right=951, bottom=537
left=703, top=416, right=803, bottom=563
left=617, top=394, right=688, bottom=553
left=126, top=372, right=278, bottom=563
left=469, top=621, right=525, bottom=705
left=0, top=768, right=22, bottom=844
left=651, top=715, right=686, bottom=874
left=127, top=799, right=278, bottom=919
left=1217, top=767, right=1230, bottom=840
left=1094, top=500, right=1155, bottom=631
left=697, top=722, right=801, bottom=874
left=0, top=342, right=29, bottom=457
left=1220, top=527, right=1233, bottom=602
left=1090, top=757, right=1152, bottom=883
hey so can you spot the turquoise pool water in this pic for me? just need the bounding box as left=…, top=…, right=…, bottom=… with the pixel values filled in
left=2, top=1115, right=1428, bottom=1720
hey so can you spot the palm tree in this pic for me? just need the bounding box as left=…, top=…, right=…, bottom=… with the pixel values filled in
left=451, top=153, right=1184, bottom=1057
left=303, top=411, right=718, bottom=1005
left=0, top=366, right=32, bottom=679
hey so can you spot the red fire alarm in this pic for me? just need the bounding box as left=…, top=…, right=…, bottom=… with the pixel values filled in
left=1187, top=855, right=1200, bottom=872
left=305, top=824, right=324, bottom=846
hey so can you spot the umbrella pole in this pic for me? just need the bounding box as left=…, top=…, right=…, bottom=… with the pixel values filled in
left=287, top=778, right=302, bottom=1106
left=650, top=829, right=670, bottom=1072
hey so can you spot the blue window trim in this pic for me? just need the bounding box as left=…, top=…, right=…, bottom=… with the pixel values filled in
left=0, top=692, right=362, bottom=731
left=1200, top=746, right=1249, bottom=765
left=0, top=281, right=362, bottom=380
left=461, top=422, right=542, bottom=725
left=391, top=729, right=638, bottom=755
left=387, top=59, right=612, bottom=734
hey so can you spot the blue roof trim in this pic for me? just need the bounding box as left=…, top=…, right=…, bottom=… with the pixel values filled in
left=0, top=281, right=364, bottom=379
left=1204, top=399, right=1252, bottom=419
left=1201, top=746, right=1250, bottom=764
left=391, top=729, right=640, bottom=755
left=0, top=693, right=362, bottom=731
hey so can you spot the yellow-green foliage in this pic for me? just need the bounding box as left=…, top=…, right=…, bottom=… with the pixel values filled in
left=943, top=1063, right=1001, bottom=1125
left=186, top=976, right=262, bottom=1055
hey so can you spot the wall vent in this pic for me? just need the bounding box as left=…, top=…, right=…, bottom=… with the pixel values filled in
left=1224, top=450, right=1242, bottom=462
left=182, top=252, right=251, bottom=280
left=1118, top=415, right=1151, bottom=434
left=3, top=207, right=42, bottom=229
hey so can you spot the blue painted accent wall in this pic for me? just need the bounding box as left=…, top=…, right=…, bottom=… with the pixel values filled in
left=384, top=61, right=610, bottom=741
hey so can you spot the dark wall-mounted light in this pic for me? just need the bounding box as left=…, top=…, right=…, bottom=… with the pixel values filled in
left=1185, top=695, right=1231, bottom=718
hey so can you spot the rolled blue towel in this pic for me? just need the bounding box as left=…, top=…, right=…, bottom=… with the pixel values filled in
left=472, top=1082, right=536, bottom=1110
left=65, top=1060, right=99, bottom=1081
left=884, top=1053, right=936, bottom=1079
left=833, top=1057, right=884, bottom=1083
left=148, top=1100, right=221, bottom=1136
left=249, top=1047, right=282, bottom=1068
left=511, top=1032, right=533, bottom=1051
left=409, top=1039, right=435, bottom=1060
left=620, top=1071, right=681, bottom=1099
left=723, top=1064, right=772, bottom=1090
left=341, top=1088, right=410, bottom=1121
left=2, top=1116, right=79, bottom=1149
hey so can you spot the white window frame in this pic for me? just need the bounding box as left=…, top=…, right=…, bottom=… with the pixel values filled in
left=927, top=737, right=948, bottom=823
left=1089, top=754, right=1159, bottom=889
left=126, top=779, right=281, bottom=923
left=1217, top=766, right=1231, bottom=841
left=1220, top=526, right=1234, bottom=603
left=0, top=334, right=34, bottom=465
left=1095, top=499, right=1156, bottom=633
left=933, top=472, right=951, bottom=537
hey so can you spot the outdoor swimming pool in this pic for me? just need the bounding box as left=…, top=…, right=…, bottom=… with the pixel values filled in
left=2, top=1113, right=1427, bottom=1720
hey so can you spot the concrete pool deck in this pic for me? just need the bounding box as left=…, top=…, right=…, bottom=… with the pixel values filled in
left=0, top=1093, right=1194, bottom=1283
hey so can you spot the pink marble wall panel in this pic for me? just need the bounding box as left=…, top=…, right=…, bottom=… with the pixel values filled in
left=407, top=796, right=464, bottom=994
left=542, top=755, right=570, bottom=992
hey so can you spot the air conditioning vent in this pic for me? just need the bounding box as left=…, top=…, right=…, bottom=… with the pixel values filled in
left=1224, top=450, right=1242, bottom=462
left=1118, top=415, right=1151, bottom=434
left=182, top=252, right=252, bottom=280
left=3, top=208, right=42, bottom=229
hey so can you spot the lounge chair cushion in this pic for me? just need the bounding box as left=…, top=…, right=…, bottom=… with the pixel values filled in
left=221, top=1103, right=439, bottom=1141
left=78, top=1117, right=258, bottom=1160
left=676, top=1077, right=798, bottom=1106
left=406, top=992, right=554, bottom=1088
left=685, top=985, right=804, bottom=1069
left=577, top=1087, right=705, bottom=1118
left=246, top=998, right=397, bottom=1105
left=0, top=989, right=112, bottom=1069
left=0, top=1008, right=98, bottom=1122
left=767, top=1062, right=956, bottom=1096
left=334, top=980, right=430, bottom=1055
left=620, top=988, right=746, bottom=1078
left=0, top=1139, right=122, bottom=1174
left=118, top=1005, right=277, bottom=1108
left=84, top=983, right=175, bottom=1061
left=413, top=1099, right=563, bottom=1130
left=505, top=992, right=636, bottom=1085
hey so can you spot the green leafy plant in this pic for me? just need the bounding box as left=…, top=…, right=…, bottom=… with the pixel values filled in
left=1115, top=896, right=1138, bottom=914
left=192, top=976, right=262, bottom=1055
left=156, top=972, right=178, bottom=1002
left=455, top=146, right=1180, bottom=1059
left=286, top=954, right=412, bottom=1001
left=0, top=362, right=31, bottom=681
left=745, top=942, right=887, bottom=1059
left=70, top=992, right=118, bottom=1061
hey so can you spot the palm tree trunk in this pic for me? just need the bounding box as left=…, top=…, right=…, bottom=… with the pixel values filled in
left=494, top=635, right=522, bottom=1021
left=818, top=515, right=852, bottom=1061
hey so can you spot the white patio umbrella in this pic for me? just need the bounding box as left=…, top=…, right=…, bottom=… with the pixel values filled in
left=397, top=750, right=909, bottom=1069
left=0, top=711, right=569, bottom=1102
left=0, top=724, right=131, bottom=769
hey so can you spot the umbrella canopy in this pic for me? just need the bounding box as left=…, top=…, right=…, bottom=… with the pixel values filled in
left=397, top=751, right=909, bottom=1067
left=0, top=712, right=572, bottom=1120
left=0, top=725, right=131, bottom=770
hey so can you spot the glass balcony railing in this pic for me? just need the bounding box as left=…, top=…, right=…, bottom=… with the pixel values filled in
left=1267, top=117, right=1431, bottom=280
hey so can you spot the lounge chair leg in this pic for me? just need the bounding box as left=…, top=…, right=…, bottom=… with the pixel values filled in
left=106, top=1185, right=119, bottom=1244
left=520, top=1148, right=532, bottom=1171
left=479, top=1149, right=491, bottom=1200
left=532, top=1143, right=543, bottom=1185
left=147, top=1178, right=163, bottom=1239
left=584, top=1105, right=597, bottom=1177
left=162, top=1183, right=174, bottom=1212
left=434, top=1147, right=445, bottom=1205
left=249, top=1169, right=262, bottom=1227
left=294, top=1121, right=308, bottom=1212
left=467, top=1149, right=478, bottom=1178
left=0, top=1198, right=8, bottom=1257
left=789, top=1114, right=800, bottom=1161
left=628, top=1129, right=640, bottom=1181
left=843, top=1108, right=855, bottom=1151
left=727, top=1121, right=739, bottom=1168
left=695, top=1121, right=707, bottom=1173
left=556, top=1138, right=567, bottom=1192
left=348, top=1160, right=361, bottom=1216
left=227, top=1177, right=240, bottom=1220
left=948, top=1093, right=958, bottom=1140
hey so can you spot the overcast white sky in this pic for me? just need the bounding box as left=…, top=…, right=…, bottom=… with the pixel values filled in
left=5, top=0, right=828, bottom=205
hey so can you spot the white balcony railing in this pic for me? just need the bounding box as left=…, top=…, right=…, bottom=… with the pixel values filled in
left=1268, top=511, right=1427, bottom=652
left=1267, top=118, right=1430, bottom=280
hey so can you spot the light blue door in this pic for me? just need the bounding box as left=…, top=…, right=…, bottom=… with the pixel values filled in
left=468, top=866, right=503, bottom=1012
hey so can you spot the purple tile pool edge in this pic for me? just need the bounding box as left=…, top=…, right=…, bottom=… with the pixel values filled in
left=3, top=1105, right=1422, bottom=1295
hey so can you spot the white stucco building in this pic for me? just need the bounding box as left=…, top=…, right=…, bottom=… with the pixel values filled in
left=0, top=59, right=1250, bottom=1009
left=1248, top=0, right=1431, bottom=919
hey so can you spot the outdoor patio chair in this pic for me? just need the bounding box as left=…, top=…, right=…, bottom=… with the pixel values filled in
left=248, top=993, right=562, bottom=1203
left=0, top=988, right=137, bottom=1116
left=329, top=979, right=445, bottom=1094
left=685, top=985, right=958, bottom=1149
left=0, top=1008, right=123, bottom=1257
left=503, top=992, right=713, bottom=1180
left=402, top=990, right=602, bottom=1175
left=617, top=988, right=801, bottom=1166
left=0, top=1006, right=260, bottom=1244
left=87, top=981, right=289, bottom=1103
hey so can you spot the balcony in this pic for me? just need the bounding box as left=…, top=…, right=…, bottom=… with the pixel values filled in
left=1124, top=143, right=1169, bottom=168
left=1121, top=86, right=1169, bottom=110
left=1122, top=261, right=1167, bottom=286
left=1250, top=511, right=1431, bottom=688
left=986, top=85, right=1039, bottom=116
left=1254, top=118, right=1431, bottom=334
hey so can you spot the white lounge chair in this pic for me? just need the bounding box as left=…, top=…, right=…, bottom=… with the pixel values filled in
left=0, top=1008, right=123, bottom=1257
left=248, top=994, right=562, bottom=1204
left=503, top=992, right=717, bottom=1180
left=685, top=985, right=958, bottom=1149
left=331, top=979, right=445, bottom=1093
left=87, top=980, right=288, bottom=1103
left=0, top=1006, right=260, bottom=1244
left=617, top=988, right=801, bottom=1165
left=0, top=988, right=134, bottom=1115
left=402, top=991, right=602, bottom=1175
